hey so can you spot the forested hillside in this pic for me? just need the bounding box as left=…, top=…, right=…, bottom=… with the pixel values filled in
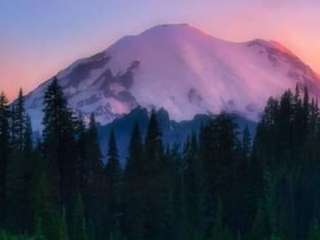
left=0, top=80, right=320, bottom=240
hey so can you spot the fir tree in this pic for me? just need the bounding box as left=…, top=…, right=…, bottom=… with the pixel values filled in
left=200, top=113, right=240, bottom=234
left=81, top=114, right=104, bottom=240
left=0, top=92, right=10, bottom=227
left=69, top=193, right=88, bottom=240
left=104, top=129, right=122, bottom=238
left=34, top=217, right=46, bottom=240
left=241, top=126, right=251, bottom=161
left=123, top=123, right=145, bottom=240
left=6, top=90, right=33, bottom=233
left=183, top=134, right=203, bottom=238
left=308, top=220, right=320, bottom=240
left=11, top=89, right=27, bottom=151
left=42, top=77, right=78, bottom=211
left=143, top=110, right=170, bottom=239
left=41, top=77, right=82, bottom=240
left=209, top=199, right=233, bottom=240
left=85, top=114, right=103, bottom=188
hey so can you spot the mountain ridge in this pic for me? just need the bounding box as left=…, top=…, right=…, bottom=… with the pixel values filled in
left=97, top=106, right=257, bottom=162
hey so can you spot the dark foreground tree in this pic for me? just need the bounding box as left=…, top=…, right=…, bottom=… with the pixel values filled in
left=104, top=129, right=122, bottom=239
left=0, top=92, right=10, bottom=227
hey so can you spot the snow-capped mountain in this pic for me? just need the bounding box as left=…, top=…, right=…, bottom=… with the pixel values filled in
left=24, top=24, right=320, bottom=129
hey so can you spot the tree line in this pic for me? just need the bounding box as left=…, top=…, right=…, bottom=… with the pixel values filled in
left=1, top=79, right=320, bottom=240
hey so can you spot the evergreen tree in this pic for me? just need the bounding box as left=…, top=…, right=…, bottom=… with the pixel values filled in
left=41, top=77, right=82, bottom=240
left=84, top=114, right=103, bottom=189
left=69, top=193, right=88, bottom=240
left=200, top=113, right=240, bottom=234
left=168, top=145, right=187, bottom=240
left=104, top=129, right=122, bottom=238
left=24, top=116, right=33, bottom=156
left=209, top=199, right=233, bottom=240
left=232, top=126, right=252, bottom=235
left=0, top=92, right=10, bottom=227
left=308, top=220, right=320, bottom=240
left=6, top=90, right=33, bottom=233
left=249, top=205, right=270, bottom=240
left=29, top=141, right=60, bottom=240
left=242, top=126, right=251, bottom=160
left=143, top=110, right=169, bottom=239
left=34, top=217, right=46, bottom=240
left=42, top=77, right=78, bottom=212
left=183, top=134, right=203, bottom=239
left=11, top=89, right=27, bottom=151
left=55, top=209, right=69, bottom=240
left=144, top=110, right=163, bottom=174
left=81, top=114, right=104, bottom=240
left=123, top=123, right=145, bottom=240
left=74, top=113, right=87, bottom=195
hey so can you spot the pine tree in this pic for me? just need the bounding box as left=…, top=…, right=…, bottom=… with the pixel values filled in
left=88, top=118, right=104, bottom=240
left=11, top=89, right=26, bottom=151
left=123, top=123, right=145, bottom=240
left=0, top=92, right=10, bottom=227
left=209, top=199, right=233, bottom=240
left=85, top=114, right=103, bottom=188
left=199, top=113, right=240, bottom=234
left=75, top=113, right=87, bottom=196
left=31, top=157, right=68, bottom=240
left=34, top=217, right=46, bottom=240
left=308, top=219, right=320, bottom=240
left=6, top=90, right=33, bottom=233
left=168, top=145, right=187, bottom=240
left=184, top=134, right=203, bottom=238
left=242, top=126, right=251, bottom=161
left=143, top=110, right=169, bottom=239
left=42, top=77, right=78, bottom=212
left=24, top=116, right=33, bottom=156
left=145, top=110, right=163, bottom=175
left=248, top=204, right=270, bottom=240
left=55, top=209, right=69, bottom=240
left=104, top=129, right=122, bottom=238
left=125, top=123, right=144, bottom=182
left=28, top=140, right=59, bottom=240
left=69, top=193, right=88, bottom=240
left=80, top=114, right=104, bottom=240
left=41, top=77, right=83, bottom=240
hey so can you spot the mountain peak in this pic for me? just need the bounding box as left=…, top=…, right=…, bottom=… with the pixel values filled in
left=145, top=23, right=191, bottom=30
left=111, top=23, right=221, bottom=50
left=24, top=24, right=320, bottom=130
left=141, top=23, right=195, bottom=33
left=138, top=23, right=221, bottom=42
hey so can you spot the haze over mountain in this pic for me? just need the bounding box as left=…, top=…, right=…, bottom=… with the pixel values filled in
left=24, top=24, right=320, bottom=129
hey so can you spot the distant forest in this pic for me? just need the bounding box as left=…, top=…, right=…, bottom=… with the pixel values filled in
left=1, top=78, right=320, bottom=240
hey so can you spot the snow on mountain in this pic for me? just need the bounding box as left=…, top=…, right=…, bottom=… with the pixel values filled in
left=24, top=23, right=320, bottom=129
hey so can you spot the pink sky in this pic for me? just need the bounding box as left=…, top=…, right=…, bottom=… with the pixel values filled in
left=1, top=0, right=320, bottom=100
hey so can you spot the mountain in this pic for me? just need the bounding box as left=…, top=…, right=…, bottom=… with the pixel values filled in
left=97, top=107, right=256, bottom=162
left=24, top=23, right=320, bottom=129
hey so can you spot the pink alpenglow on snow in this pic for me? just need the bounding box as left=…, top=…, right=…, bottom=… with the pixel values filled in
left=23, top=24, right=320, bottom=130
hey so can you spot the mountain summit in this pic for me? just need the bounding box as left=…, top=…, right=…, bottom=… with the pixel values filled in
left=24, top=24, right=320, bottom=128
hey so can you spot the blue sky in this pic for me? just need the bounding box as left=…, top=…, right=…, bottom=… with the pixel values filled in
left=1, top=0, right=320, bottom=99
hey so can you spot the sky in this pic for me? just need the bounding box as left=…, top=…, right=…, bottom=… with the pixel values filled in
left=1, top=0, right=320, bottom=100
